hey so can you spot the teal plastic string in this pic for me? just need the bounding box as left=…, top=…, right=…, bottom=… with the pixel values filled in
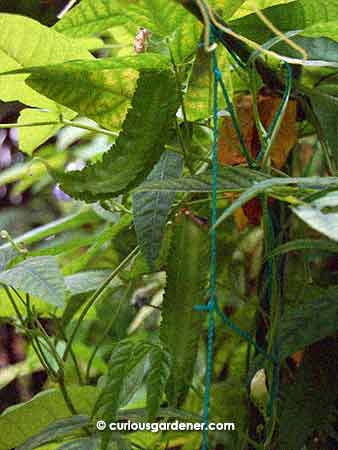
left=193, top=3, right=284, bottom=447
left=198, top=43, right=220, bottom=450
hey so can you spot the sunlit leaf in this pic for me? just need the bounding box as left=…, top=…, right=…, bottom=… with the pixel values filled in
left=0, top=256, right=67, bottom=308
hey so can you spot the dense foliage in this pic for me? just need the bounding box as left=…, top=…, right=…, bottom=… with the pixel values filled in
left=0, top=1, right=337, bottom=449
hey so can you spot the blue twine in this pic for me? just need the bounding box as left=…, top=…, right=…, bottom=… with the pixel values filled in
left=193, top=3, right=285, bottom=447
left=194, top=38, right=280, bottom=450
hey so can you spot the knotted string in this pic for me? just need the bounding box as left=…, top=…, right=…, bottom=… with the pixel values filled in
left=193, top=2, right=289, bottom=447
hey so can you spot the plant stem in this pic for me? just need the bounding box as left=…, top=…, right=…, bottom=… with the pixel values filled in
left=58, top=377, right=79, bottom=416
left=57, top=322, right=84, bottom=385
left=63, top=246, right=140, bottom=362
left=0, top=118, right=119, bottom=138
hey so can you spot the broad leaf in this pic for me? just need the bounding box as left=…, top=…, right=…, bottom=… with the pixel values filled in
left=147, top=344, right=172, bottom=421
left=54, top=0, right=127, bottom=37
left=0, top=256, right=67, bottom=308
left=56, top=0, right=200, bottom=62
left=161, top=214, right=209, bottom=406
left=0, top=14, right=92, bottom=153
left=232, top=0, right=295, bottom=19
left=11, top=54, right=172, bottom=134
left=280, top=286, right=338, bottom=358
left=17, top=416, right=90, bottom=450
left=18, top=107, right=75, bottom=156
left=230, top=0, right=338, bottom=44
left=280, top=338, right=338, bottom=449
left=0, top=386, right=96, bottom=450
left=302, top=19, right=338, bottom=41
left=292, top=191, right=338, bottom=241
left=133, top=150, right=183, bottom=270
left=310, top=90, right=338, bottom=165
left=56, top=69, right=179, bottom=201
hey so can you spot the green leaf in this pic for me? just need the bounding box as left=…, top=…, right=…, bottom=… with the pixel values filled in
left=230, top=0, right=338, bottom=44
left=267, top=238, right=338, bottom=259
left=136, top=166, right=270, bottom=193
left=56, top=69, right=179, bottom=201
left=161, top=214, right=209, bottom=406
left=280, top=286, right=338, bottom=358
left=214, top=176, right=338, bottom=229
left=133, top=150, right=183, bottom=270
left=17, top=416, right=90, bottom=450
left=0, top=386, right=96, bottom=450
left=64, top=215, right=133, bottom=274
left=0, top=256, right=67, bottom=308
left=275, top=34, right=338, bottom=65
left=146, top=343, right=172, bottom=421
left=280, top=337, right=338, bottom=449
left=0, top=208, right=100, bottom=258
left=232, top=0, right=295, bottom=19
left=185, top=46, right=232, bottom=121
left=18, top=107, right=75, bottom=155
left=0, top=13, right=92, bottom=153
left=301, top=20, right=338, bottom=41
left=55, top=0, right=201, bottom=62
left=95, top=340, right=150, bottom=449
left=292, top=191, right=338, bottom=241
left=310, top=90, right=338, bottom=164
left=54, top=0, right=127, bottom=37
left=11, top=54, right=171, bottom=134
left=56, top=438, right=99, bottom=450
left=209, top=0, right=247, bottom=19
left=65, top=270, right=123, bottom=296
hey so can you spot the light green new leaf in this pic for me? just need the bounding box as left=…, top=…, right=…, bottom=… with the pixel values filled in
left=302, top=20, right=338, bottom=41
left=0, top=386, right=96, bottom=450
left=292, top=191, right=338, bottom=242
left=232, top=0, right=294, bottom=19
left=55, top=69, right=178, bottom=201
left=0, top=256, right=67, bottom=308
left=209, top=0, right=247, bottom=19
left=54, top=0, right=128, bottom=37
left=17, top=416, right=90, bottom=450
left=0, top=14, right=92, bottom=153
left=122, top=0, right=201, bottom=62
left=55, top=0, right=201, bottom=63
left=185, top=46, right=232, bottom=121
left=133, top=151, right=183, bottom=270
left=18, top=107, right=75, bottom=156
